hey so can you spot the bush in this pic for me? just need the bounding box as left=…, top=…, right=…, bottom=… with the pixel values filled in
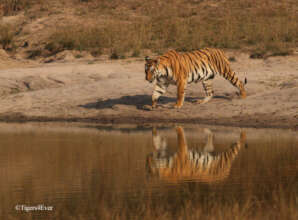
left=0, top=0, right=39, bottom=15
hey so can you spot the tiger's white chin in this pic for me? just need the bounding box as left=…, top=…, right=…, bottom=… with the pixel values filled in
left=147, top=78, right=155, bottom=83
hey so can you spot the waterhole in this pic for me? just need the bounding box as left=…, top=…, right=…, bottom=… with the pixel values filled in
left=0, top=123, right=297, bottom=219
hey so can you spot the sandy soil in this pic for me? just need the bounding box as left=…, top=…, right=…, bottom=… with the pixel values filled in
left=0, top=50, right=297, bottom=129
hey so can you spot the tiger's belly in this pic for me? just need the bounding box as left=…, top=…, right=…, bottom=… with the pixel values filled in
left=187, top=72, right=202, bottom=84
left=187, top=71, right=215, bottom=84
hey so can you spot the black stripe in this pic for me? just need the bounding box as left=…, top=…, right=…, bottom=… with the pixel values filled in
left=201, top=62, right=208, bottom=76
left=232, top=77, right=238, bottom=85
left=193, top=63, right=200, bottom=81
left=165, top=67, right=169, bottom=78
left=196, top=73, right=200, bottom=82
left=230, top=74, right=235, bottom=82
left=195, top=67, right=201, bottom=81
left=167, top=67, right=173, bottom=80
left=217, top=58, right=222, bottom=72
left=199, top=50, right=211, bottom=62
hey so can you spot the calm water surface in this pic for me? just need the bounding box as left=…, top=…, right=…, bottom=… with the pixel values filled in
left=0, top=123, right=297, bottom=219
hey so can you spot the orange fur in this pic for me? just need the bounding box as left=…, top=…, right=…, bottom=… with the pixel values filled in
left=145, top=48, right=247, bottom=108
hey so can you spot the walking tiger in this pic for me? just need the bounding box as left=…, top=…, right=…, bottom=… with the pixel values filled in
left=145, top=48, right=247, bottom=109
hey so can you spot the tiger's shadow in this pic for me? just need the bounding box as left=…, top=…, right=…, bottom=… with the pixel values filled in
left=79, top=95, right=172, bottom=110
left=79, top=95, right=232, bottom=110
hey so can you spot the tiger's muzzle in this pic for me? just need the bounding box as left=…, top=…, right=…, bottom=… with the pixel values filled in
left=146, top=73, right=155, bottom=83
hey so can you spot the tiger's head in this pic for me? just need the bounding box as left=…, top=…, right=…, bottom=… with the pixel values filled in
left=145, top=56, right=160, bottom=83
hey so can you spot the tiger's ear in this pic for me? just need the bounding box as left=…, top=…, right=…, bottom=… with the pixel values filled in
left=145, top=56, right=150, bottom=62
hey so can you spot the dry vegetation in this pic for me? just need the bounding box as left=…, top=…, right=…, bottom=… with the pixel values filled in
left=0, top=22, right=15, bottom=50
left=0, top=0, right=298, bottom=59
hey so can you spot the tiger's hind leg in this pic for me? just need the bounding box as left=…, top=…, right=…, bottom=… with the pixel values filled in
left=222, top=71, right=247, bottom=99
left=197, top=80, right=214, bottom=104
left=231, top=73, right=246, bottom=99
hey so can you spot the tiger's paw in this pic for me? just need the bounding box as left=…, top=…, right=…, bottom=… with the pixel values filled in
left=143, top=105, right=154, bottom=111
left=236, top=91, right=247, bottom=99
left=241, top=91, right=247, bottom=99
left=196, top=99, right=208, bottom=104
left=196, top=96, right=212, bottom=104
left=174, top=104, right=182, bottom=109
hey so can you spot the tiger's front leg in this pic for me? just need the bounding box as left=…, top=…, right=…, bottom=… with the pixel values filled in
left=152, top=83, right=168, bottom=108
left=174, top=81, right=186, bottom=108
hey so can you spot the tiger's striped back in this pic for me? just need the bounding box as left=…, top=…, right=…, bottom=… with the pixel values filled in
left=159, top=48, right=246, bottom=96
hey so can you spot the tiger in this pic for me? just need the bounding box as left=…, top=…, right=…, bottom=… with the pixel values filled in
left=144, top=48, right=247, bottom=109
left=146, top=126, right=246, bottom=183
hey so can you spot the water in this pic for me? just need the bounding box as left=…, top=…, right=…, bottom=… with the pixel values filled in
left=0, top=123, right=297, bottom=219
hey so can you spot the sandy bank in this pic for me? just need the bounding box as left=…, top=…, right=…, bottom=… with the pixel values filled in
left=0, top=52, right=297, bottom=129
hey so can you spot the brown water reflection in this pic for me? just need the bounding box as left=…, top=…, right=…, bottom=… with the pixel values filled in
left=0, top=123, right=297, bottom=220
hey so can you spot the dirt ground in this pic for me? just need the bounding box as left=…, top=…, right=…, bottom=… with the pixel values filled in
left=0, top=50, right=297, bottom=129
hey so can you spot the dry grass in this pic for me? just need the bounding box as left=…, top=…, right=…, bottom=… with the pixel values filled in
left=0, top=0, right=40, bottom=16
left=0, top=23, right=15, bottom=50
left=45, top=21, right=151, bottom=58
left=1, top=0, right=298, bottom=58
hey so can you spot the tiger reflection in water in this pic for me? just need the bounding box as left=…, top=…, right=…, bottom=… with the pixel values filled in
left=146, top=126, right=246, bottom=183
